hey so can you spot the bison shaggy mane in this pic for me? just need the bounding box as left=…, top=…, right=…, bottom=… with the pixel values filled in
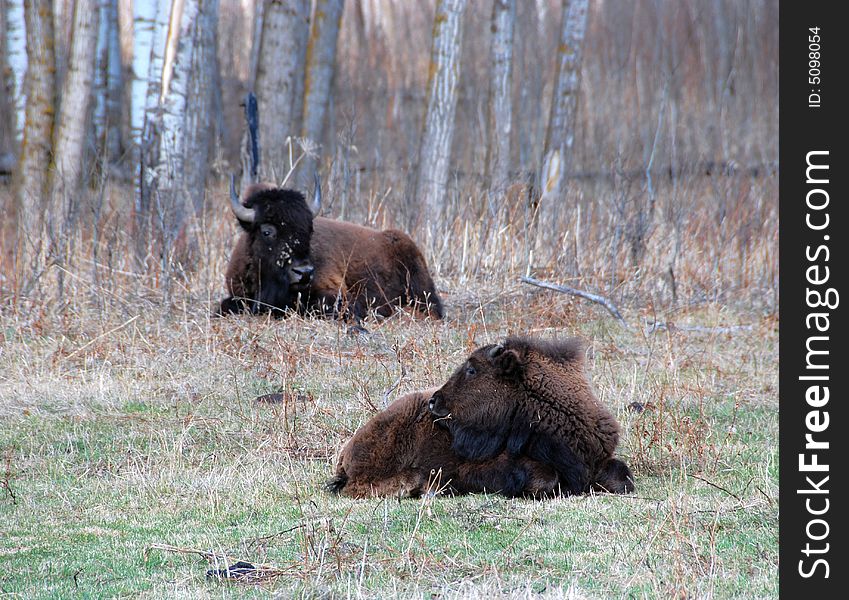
left=428, top=336, right=635, bottom=495
left=327, top=388, right=560, bottom=499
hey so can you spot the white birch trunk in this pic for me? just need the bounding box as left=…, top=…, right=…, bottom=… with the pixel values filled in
left=297, top=0, right=344, bottom=188
left=484, top=0, right=516, bottom=195
left=0, top=2, right=15, bottom=173
left=130, top=0, right=160, bottom=146
left=3, top=0, right=27, bottom=146
left=540, top=0, right=589, bottom=201
left=134, top=0, right=172, bottom=253
left=413, top=0, right=468, bottom=218
left=49, top=0, right=99, bottom=240
left=254, top=0, right=310, bottom=183
left=155, top=0, right=198, bottom=239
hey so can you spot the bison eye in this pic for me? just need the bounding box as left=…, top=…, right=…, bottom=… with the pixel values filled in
left=465, top=365, right=476, bottom=377
left=260, top=224, right=276, bottom=238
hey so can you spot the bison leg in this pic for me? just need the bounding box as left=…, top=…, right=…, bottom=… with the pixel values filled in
left=456, top=456, right=559, bottom=498
left=525, top=435, right=590, bottom=495
left=330, top=472, right=430, bottom=499
left=218, top=296, right=250, bottom=315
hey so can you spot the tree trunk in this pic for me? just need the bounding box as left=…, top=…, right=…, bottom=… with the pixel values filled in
left=52, top=0, right=71, bottom=102
left=14, top=0, right=55, bottom=278
left=134, top=0, right=172, bottom=262
left=117, top=0, right=134, bottom=169
left=540, top=0, right=589, bottom=200
left=1, top=0, right=27, bottom=174
left=47, top=0, right=99, bottom=298
left=0, top=1, right=14, bottom=174
left=93, top=0, right=124, bottom=166
left=183, top=0, right=220, bottom=217
left=154, top=0, right=199, bottom=248
left=297, top=0, right=343, bottom=189
left=484, top=0, right=516, bottom=195
left=246, top=0, right=265, bottom=89
left=413, top=0, right=468, bottom=220
left=254, top=0, right=310, bottom=183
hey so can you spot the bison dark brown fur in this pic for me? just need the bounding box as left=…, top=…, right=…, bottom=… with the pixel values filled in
left=220, top=183, right=316, bottom=316
left=428, top=337, right=635, bottom=495
left=327, top=388, right=560, bottom=499
left=220, top=184, right=443, bottom=320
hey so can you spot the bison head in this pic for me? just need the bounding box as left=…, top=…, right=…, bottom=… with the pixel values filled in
left=429, top=337, right=598, bottom=494
left=428, top=342, right=528, bottom=461
left=229, top=175, right=320, bottom=313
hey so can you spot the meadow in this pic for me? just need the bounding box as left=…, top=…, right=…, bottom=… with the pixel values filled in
left=0, top=170, right=777, bottom=598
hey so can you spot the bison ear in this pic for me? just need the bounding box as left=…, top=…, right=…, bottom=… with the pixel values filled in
left=490, top=346, right=523, bottom=377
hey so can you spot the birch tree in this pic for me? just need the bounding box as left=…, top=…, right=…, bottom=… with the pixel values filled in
left=134, top=0, right=172, bottom=259
left=246, top=0, right=265, bottom=89
left=183, top=0, right=220, bottom=216
left=50, top=0, right=99, bottom=222
left=0, top=2, right=14, bottom=174
left=254, top=0, right=310, bottom=183
left=484, top=0, right=516, bottom=195
left=413, top=0, right=468, bottom=220
left=1, top=0, right=27, bottom=174
left=297, top=0, right=344, bottom=188
left=130, top=0, right=160, bottom=146
left=14, top=0, right=55, bottom=272
left=135, top=0, right=219, bottom=269
left=93, top=0, right=124, bottom=165
left=153, top=0, right=199, bottom=245
left=540, top=0, right=589, bottom=200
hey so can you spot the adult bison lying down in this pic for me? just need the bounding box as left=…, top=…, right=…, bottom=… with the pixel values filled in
left=220, top=178, right=443, bottom=320
left=327, top=389, right=560, bottom=498
left=428, top=337, right=635, bottom=495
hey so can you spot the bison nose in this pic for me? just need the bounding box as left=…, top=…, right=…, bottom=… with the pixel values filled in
left=291, top=264, right=315, bottom=283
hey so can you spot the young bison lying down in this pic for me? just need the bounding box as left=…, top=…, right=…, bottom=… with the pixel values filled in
left=327, top=389, right=560, bottom=498
left=428, top=337, right=635, bottom=495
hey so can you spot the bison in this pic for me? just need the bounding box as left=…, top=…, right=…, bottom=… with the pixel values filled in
left=219, top=178, right=318, bottom=316
left=221, top=92, right=443, bottom=320
left=219, top=177, right=444, bottom=321
left=428, top=337, right=635, bottom=495
left=327, top=388, right=561, bottom=499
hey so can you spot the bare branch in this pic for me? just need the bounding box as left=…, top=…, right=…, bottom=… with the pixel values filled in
left=520, top=276, right=628, bottom=328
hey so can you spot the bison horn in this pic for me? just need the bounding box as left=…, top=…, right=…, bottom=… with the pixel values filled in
left=311, top=172, right=322, bottom=217
left=229, top=174, right=256, bottom=223
left=488, top=344, right=505, bottom=359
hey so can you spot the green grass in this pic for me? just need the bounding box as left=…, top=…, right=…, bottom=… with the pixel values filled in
left=0, top=295, right=777, bottom=599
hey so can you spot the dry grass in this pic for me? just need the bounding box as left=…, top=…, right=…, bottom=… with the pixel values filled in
left=0, top=171, right=777, bottom=598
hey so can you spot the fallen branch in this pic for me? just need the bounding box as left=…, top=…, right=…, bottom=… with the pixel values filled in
left=520, top=276, right=628, bottom=328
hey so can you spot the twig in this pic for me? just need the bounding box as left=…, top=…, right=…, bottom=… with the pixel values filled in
left=645, top=322, right=753, bottom=335
left=146, top=544, right=294, bottom=583
left=520, top=276, right=628, bottom=328
left=63, top=315, right=139, bottom=361
left=1, top=449, right=16, bottom=505
left=688, top=474, right=742, bottom=502
left=146, top=543, right=233, bottom=563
